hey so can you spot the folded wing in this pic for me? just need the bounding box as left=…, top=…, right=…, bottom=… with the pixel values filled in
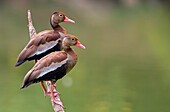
left=20, top=51, right=68, bottom=88
left=15, top=30, right=63, bottom=66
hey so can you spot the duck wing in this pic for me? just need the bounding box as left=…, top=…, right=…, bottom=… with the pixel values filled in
left=15, top=30, right=63, bottom=66
left=20, top=51, right=68, bottom=88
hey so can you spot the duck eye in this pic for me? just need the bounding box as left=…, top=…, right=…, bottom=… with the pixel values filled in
left=59, top=14, right=63, bottom=17
left=71, top=38, right=75, bottom=41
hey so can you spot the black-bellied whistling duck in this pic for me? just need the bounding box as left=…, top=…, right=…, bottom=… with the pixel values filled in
left=15, top=12, right=75, bottom=67
left=20, top=34, right=85, bottom=103
left=50, top=12, right=75, bottom=34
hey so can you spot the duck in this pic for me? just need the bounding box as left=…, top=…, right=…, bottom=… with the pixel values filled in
left=20, top=34, right=85, bottom=103
left=15, top=12, right=75, bottom=67
left=50, top=12, right=75, bottom=34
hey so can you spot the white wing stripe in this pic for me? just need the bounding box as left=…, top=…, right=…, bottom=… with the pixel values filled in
left=37, top=54, right=70, bottom=78
left=29, top=39, right=61, bottom=57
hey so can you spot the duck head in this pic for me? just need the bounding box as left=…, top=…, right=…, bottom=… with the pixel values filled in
left=50, top=12, right=75, bottom=29
left=62, top=34, right=86, bottom=49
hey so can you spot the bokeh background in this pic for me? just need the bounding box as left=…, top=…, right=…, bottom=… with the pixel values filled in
left=0, top=0, right=170, bottom=112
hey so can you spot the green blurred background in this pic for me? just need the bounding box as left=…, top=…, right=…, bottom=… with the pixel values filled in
left=0, top=0, right=170, bottom=112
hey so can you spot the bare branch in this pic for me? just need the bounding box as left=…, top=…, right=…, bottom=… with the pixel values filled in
left=46, top=82, right=65, bottom=112
left=27, top=10, right=65, bottom=112
left=27, top=10, right=37, bottom=38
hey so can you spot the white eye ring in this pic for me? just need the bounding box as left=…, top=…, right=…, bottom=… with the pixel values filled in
left=59, top=14, right=63, bottom=17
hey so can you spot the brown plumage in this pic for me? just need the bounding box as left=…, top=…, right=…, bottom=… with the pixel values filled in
left=20, top=35, right=85, bottom=101
left=15, top=12, right=75, bottom=66
left=21, top=51, right=68, bottom=88
left=50, top=12, right=75, bottom=34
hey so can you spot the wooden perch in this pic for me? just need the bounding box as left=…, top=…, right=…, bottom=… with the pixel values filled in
left=27, top=10, right=36, bottom=38
left=27, top=10, right=65, bottom=112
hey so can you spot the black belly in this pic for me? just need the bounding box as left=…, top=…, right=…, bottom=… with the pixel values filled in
left=33, top=63, right=68, bottom=84
left=27, top=40, right=62, bottom=61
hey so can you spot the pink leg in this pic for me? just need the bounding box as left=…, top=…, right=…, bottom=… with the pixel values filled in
left=40, top=81, right=47, bottom=96
left=50, top=81, right=64, bottom=108
left=34, top=60, right=37, bottom=63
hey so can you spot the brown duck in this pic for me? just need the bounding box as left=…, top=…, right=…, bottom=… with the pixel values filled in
left=15, top=12, right=75, bottom=66
left=20, top=34, right=85, bottom=103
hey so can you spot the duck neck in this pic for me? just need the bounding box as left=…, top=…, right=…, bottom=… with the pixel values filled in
left=64, top=47, right=77, bottom=60
left=50, top=20, right=67, bottom=34
left=54, top=25, right=67, bottom=34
